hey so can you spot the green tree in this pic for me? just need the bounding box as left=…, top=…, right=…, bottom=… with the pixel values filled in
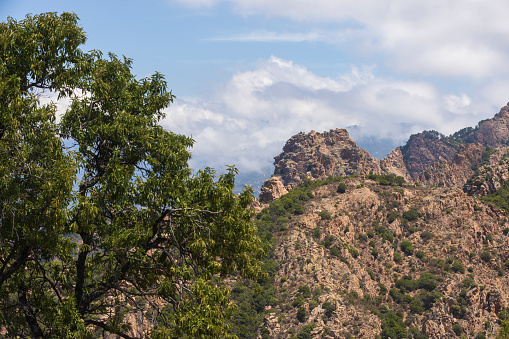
left=0, top=12, right=263, bottom=338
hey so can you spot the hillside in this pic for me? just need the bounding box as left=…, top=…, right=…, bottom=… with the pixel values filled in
left=236, top=103, right=509, bottom=339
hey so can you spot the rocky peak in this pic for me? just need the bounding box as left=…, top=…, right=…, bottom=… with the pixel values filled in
left=273, top=129, right=381, bottom=188
left=465, top=104, right=509, bottom=147
left=400, top=130, right=457, bottom=176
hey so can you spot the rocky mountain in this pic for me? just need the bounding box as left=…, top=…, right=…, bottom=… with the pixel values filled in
left=249, top=175, right=509, bottom=339
left=273, top=129, right=382, bottom=189
left=239, top=103, right=509, bottom=339
left=270, top=104, right=509, bottom=192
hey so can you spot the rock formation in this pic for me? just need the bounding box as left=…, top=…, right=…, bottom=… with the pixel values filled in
left=273, top=129, right=381, bottom=188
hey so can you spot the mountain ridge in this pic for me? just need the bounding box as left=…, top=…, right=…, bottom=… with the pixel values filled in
left=246, top=103, right=509, bottom=339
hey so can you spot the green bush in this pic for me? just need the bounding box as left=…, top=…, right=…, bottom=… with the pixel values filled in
left=452, top=261, right=465, bottom=274
left=330, top=247, right=340, bottom=257
left=322, top=301, right=336, bottom=319
left=400, top=240, right=414, bottom=255
left=387, top=211, right=399, bottom=223
left=296, top=322, right=316, bottom=339
left=298, top=286, right=311, bottom=299
left=403, top=209, right=419, bottom=221
left=337, top=182, right=346, bottom=194
left=409, top=297, right=424, bottom=314
left=480, top=252, right=491, bottom=262
left=319, top=210, right=331, bottom=220
left=296, top=306, right=306, bottom=322
left=416, top=250, right=425, bottom=260
left=452, top=324, right=463, bottom=336
left=420, top=231, right=433, bottom=241
left=393, top=251, right=402, bottom=263
left=312, top=228, right=321, bottom=239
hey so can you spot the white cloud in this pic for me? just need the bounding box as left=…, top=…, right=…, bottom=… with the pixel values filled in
left=174, top=0, right=509, bottom=78
left=209, top=29, right=349, bottom=44
left=161, top=56, right=501, bottom=173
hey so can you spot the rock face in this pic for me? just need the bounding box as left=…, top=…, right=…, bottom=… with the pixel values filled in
left=400, top=130, right=458, bottom=176
left=273, top=129, right=382, bottom=188
left=464, top=147, right=509, bottom=197
left=259, top=176, right=288, bottom=202
left=392, top=104, right=509, bottom=188
left=465, top=104, right=509, bottom=147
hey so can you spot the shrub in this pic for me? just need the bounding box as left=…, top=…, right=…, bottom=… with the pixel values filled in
left=312, top=228, right=321, bottom=239
left=409, top=297, right=424, bottom=314
left=347, top=245, right=359, bottom=258
left=358, top=233, right=368, bottom=242
left=387, top=211, right=399, bottom=223
left=296, top=322, right=316, bottom=339
left=394, top=251, right=402, bottom=263
left=337, top=183, right=346, bottom=194
left=298, top=286, right=312, bottom=299
left=452, top=324, right=463, bottom=336
left=403, top=209, right=419, bottom=221
left=322, top=301, right=336, bottom=319
left=416, top=250, right=425, bottom=260
left=309, top=300, right=318, bottom=310
left=330, top=247, right=340, bottom=257
left=297, top=306, right=306, bottom=322
left=400, top=240, right=414, bottom=255
left=319, top=210, right=331, bottom=220
left=480, top=252, right=491, bottom=262
left=372, top=248, right=379, bottom=259
left=420, top=231, right=433, bottom=241
left=452, top=261, right=465, bottom=274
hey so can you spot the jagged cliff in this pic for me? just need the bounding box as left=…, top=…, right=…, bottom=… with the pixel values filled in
left=273, top=129, right=382, bottom=189
left=271, top=104, right=509, bottom=191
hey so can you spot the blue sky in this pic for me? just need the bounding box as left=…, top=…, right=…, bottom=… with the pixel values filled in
left=3, top=0, right=509, bottom=179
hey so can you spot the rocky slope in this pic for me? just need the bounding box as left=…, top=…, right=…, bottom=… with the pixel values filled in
left=253, top=175, right=509, bottom=339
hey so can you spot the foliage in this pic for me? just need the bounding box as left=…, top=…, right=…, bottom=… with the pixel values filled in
left=0, top=12, right=263, bottom=338
left=402, top=209, right=420, bottom=222
left=420, top=231, right=433, bottom=242
left=393, top=251, right=402, bottom=263
left=366, top=174, right=405, bottom=186
left=481, top=181, right=509, bottom=214
left=337, top=182, right=347, bottom=194
left=319, top=210, right=332, bottom=220
left=380, top=311, right=407, bottom=339
left=296, top=323, right=316, bottom=339
left=296, top=306, right=306, bottom=322
left=480, top=252, right=492, bottom=262
left=452, top=324, right=463, bottom=336
left=400, top=240, right=414, bottom=255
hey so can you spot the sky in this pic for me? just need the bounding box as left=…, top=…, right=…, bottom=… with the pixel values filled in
left=3, top=0, right=509, bottom=183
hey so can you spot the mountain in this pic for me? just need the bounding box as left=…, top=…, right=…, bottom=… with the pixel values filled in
left=237, top=103, right=509, bottom=339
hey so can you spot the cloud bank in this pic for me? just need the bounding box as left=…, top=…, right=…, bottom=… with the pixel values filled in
left=161, top=56, right=499, bottom=174
left=175, top=0, right=509, bottom=78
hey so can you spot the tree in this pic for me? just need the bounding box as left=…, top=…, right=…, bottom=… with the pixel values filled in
left=0, top=12, right=263, bottom=338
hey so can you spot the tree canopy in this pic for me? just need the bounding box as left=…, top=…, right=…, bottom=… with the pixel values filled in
left=0, top=12, right=263, bottom=338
